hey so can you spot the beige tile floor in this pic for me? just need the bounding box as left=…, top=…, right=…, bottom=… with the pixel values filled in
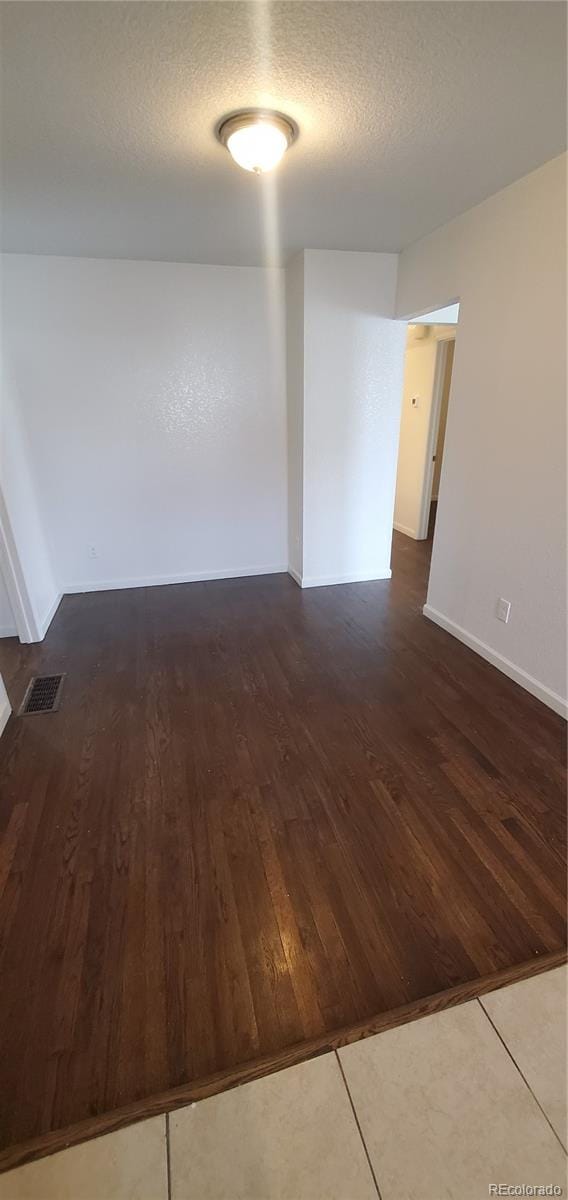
left=0, top=966, right=565, bottom=1200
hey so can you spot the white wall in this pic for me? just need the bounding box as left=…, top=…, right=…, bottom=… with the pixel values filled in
left=285, top=253, right=305, bottom=581
left=397, top=154, right=567, bottom=715
left=2, top=254, right=288, bottom=591
left=0, top=570, right=16, bottom=637
left=0, top=354, right=60, bottom=639
left=294, top=250, right=405, bottom=587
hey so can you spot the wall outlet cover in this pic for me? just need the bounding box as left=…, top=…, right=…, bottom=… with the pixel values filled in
left=496, top=597, right=511, bottom=623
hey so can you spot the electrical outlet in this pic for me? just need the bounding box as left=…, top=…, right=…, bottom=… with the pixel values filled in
left=88, top=545, right=98, bottom=560
left=496, top=597, right=511, bottom=624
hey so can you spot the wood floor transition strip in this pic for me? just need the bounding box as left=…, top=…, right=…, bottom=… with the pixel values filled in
left=1, top=949, right=565, bottom=1177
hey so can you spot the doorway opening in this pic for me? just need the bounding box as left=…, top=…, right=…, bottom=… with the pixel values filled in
left=392, top=303, right=459, bottom=590
left=0, top=564, right=18, bottom=640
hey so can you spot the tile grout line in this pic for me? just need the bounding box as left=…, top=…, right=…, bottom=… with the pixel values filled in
left=477, top=998, right=567, bottom=1155
left=335, top=1050, right=384, bottom=1200
left=165, top=1111, right=172, bottom=1200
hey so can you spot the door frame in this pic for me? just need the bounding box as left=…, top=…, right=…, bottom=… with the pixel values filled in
left=0, top=488, right=40, bottom=643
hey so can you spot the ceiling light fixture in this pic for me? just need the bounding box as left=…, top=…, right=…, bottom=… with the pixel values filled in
left=217, top=110, right=297, bottom=174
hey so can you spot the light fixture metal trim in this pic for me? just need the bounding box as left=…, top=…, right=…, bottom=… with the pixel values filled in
left=216, top=108, right=298, bottom=173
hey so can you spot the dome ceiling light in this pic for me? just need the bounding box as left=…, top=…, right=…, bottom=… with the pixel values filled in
left=217, top=110, right=297, bottom=174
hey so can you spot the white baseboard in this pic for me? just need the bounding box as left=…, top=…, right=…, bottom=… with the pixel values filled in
left=0, top=694, right=11, bottom=737
left=423, top=604, right=568, bottom=719
left=39, top=592, right=63, bottom=639
left=393, top=522, right=419, bottom=539
left=289, top=567, right=392, bottom=589
left=287, top=567, right=303, bottom=587
left=0, top=624, right=17, bottom=638
left=62, top=564, right=288, bottom=595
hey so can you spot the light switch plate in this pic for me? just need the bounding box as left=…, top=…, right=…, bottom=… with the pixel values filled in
left=496, top=597, right=511, bottom=623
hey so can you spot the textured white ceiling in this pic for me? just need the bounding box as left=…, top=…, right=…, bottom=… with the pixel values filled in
left=1, top=1, right=566, bottom=266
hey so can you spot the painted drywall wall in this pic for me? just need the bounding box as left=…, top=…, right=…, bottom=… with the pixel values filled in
left=286, top=253, right=305, bottom=581
left=0, top=569, right=16, bottom=637
left=0, top=354, right=60, bottom=639
left=297, top=250, right=405, bottom=586
left=2, top=254, right=288, bottom=591
left=397, top=154, right=567, bottom=714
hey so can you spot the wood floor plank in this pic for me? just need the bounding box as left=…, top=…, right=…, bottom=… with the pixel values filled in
left=0, top=530, right=565, bottom=1168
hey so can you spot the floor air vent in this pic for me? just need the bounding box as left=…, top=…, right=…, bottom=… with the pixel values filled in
left=20, top=674, right=65, bottom=715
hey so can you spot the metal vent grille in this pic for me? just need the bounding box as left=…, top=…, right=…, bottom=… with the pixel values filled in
left=20, top=674, right=65, bottom=715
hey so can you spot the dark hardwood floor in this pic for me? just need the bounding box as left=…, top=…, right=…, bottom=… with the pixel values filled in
left=0, top=531, right=565, bottom=1170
